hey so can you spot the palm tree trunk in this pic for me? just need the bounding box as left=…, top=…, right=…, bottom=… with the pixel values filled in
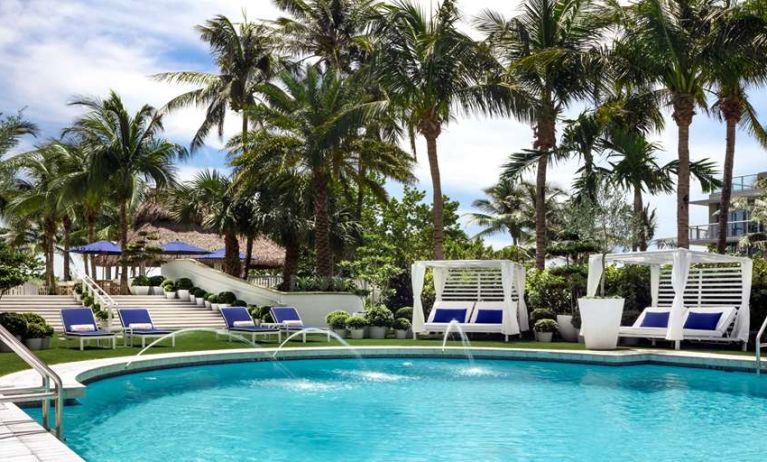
left=280, top=235, right=300, bottom=292
left=672, top=97, right=694, bottom=249
left=63, top=215, right=72, bottom=281
left=44, top=218, right=56, bottom=293
left=313, top=173, right=334, bottom=277
left=534, top=155, right=548, bottom=269
left=243, top=233, right=254, bottom=280
left=223, top=231, right=241, bottom=277
left=717, top=107, right=740, bottom=254
left=425, top=133, right=444, bottom=260
left=633, top=185, right=645, bottom=251
left=87, top=211, right=97, bottom=278
left=118, top=201, right=130, bottom=294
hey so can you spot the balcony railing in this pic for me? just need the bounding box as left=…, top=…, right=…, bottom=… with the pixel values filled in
left=711, top=174, right=761, bottom=194
left=689, top=219, right=764, bottom=241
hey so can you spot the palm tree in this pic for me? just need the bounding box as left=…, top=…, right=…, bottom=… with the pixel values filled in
left=478, top=0, right=607, bottom=268
left=169, top=170, right=244, bottom=277
left=707, top=2, right=767, bottom=253
left=154, top=14, right=279, bottom=150
left=273, top=0, right=379, bottom=73
left=467, top=180, right=534, bottom=246
left=235, top=65, right=390, bottom=277
left=613, top=0, right=723, bottom=248
left=66, top=91, right=186, bottom=294
left=374, top=0, right=526, bottom=260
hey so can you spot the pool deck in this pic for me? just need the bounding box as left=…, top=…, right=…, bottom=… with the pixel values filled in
left=0, top=346, right=760, bottom=461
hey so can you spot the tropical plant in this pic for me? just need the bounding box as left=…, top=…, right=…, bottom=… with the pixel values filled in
left=131, top=275, right=150, bottom=286
left=0, top=239, right=40, bottom=300
left=325, top=309, right=350, bottom=324
left=374, top=0, right=526, bottom=259
left=533, top=318, right=558, bottom=333
left=364, top=304, right=394, bottom=327
left=155, top=14, right=280, bottom=150
left=394, top=306, right=413, bottom=320
left=393, top=317, right=411, bottom=331
left=479, top=0, right=607, bottom=268
left=344, top=315, right=368, bottom=329
left=65, top=91, right=187, bottom=293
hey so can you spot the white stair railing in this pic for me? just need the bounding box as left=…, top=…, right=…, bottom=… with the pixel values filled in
left=72, top=266, right=118, bottom=327
left=756, top=315, right=767, bottom=374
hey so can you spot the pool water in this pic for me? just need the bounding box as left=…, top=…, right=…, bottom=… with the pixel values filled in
left=28, top=358, right=767, bottom=461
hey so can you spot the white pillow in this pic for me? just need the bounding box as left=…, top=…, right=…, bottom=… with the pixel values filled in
left=233, top=320, right=255, bottom=328
left=129, top=323, right=153, bottom=330
left=71, top=324, right=95, bottom=332
left=284, top=320, right=303, bottom=327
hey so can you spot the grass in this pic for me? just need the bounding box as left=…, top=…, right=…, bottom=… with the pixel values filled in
left=0, top=333, right=752, bottom=378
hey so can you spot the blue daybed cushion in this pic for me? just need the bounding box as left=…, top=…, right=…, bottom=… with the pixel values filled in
left=684, top=312, right=723, bottom=330
left=432, top=308, right=467, bottom=323
left=640, top=311, right=670, bottom=328
left=475, top=310, right=503, bottom=324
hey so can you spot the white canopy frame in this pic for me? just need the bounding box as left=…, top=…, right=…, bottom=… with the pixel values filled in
left=411, top=260, right=528, bottom=338
left=586, top=249, right=752, bottom=347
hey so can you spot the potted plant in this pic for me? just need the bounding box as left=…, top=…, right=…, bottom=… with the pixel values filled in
left=130, top=275, right=150, bottom=295
left=93, top=306, right=110, bottom=330
left=325, top=310, right=349, bottom=338
left=23, top=322, right=49, bottom=350
left=345, top=315, right=367, bottom=340
left=249, top=305, right=270, bottom=326
left=193, top=288, right=207, bottom=305
left=530, top=308, right=556, bottom=325
left=393, top=318, right=411, bottom=339
left=394, top=306, right=413, bottom=321
left=557, top=311, right=580, bottom=342
left=365, top=304, right=394, bottom=339
left=533, top=319, right=558, bottom=343
left=161, top=280, right=176, bottom=299
left=204, top=293, right=214, bottom=309
left=0, top=313, right=28, bottom=352
left=176, top=278, right=194, bottom=300
left=148, top=275, right=165, bottom=295
left=208, top=294, right=220, bottom=311
left=73, top=282, right=83, bottom=302
left=567, top=184, right=637, bottom=350
left=218, top=291, right=236, bottom=309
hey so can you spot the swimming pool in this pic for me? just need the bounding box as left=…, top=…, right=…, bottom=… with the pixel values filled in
left=28, top=357, right=767, bottom=461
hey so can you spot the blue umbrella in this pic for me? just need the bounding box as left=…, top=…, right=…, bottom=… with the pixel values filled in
left=196, top=248, right=246, bottom=260
left=70, top=240, right=122, bottom=255
left=160, top=240, right=210, bottom=255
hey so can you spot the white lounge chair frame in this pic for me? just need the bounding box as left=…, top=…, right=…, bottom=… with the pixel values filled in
left=412, top=260, right=529, bottom=341
left=587, top=249, right=752, bottom=350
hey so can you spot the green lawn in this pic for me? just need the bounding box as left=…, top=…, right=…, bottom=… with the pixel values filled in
left=0, top=333, right=752, bottom=378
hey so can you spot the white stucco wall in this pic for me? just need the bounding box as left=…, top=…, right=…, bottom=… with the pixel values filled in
left=161, top=260, right=364, bottom=327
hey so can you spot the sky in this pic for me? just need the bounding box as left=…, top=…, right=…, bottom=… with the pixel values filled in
left=1, top=0, right=766, bottom=249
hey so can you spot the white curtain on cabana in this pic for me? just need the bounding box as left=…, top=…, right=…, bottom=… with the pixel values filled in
left=433, top=267, right=448, bottom=302
left=650, top=265, right=660, bottom=307
left=515, top=265, right=529, bottom=331
left=500, top=262, right=519, bottom=335
left=666, top=249, right=692, bottom=341
left=733, top=260, right=752, bottom=342
left=411, top=262, right=426, bottom=335
left=586, top=254, right=603, bottom=297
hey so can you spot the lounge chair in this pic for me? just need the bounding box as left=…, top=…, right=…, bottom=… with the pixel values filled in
left=618, top=307, right=671, bottom=341
left=619, top=306, right=739, bottom=347
left=464, top=301, right=512, bottom=341
left=60, top=307, right=116, bottom=351
left=220, top=307, right=282, bottom=343
left=423, top=301, right=474, bottom=334
left=269, top=306, right=330, bottom=343
left=117, top=308, right=174, bottom=348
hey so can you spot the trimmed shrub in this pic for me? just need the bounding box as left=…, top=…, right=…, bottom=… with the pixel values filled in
left=345, top=315, right=368, bottom=329
left=533, top=318, right=559, bottom=333
left=232, top=299, right=247, bottom=307
left=530, top=308, right=556, bottom=323
left=328, top=313, right=349, bottom=330
left=394, top=306, right=413, bottom=320
left=325, top=310, right=349, bottom=324
left=248, top=305, right=272, bottom=322
left=0, top=312, right=28, bottom=337
left=161, top=280, right=175, bottom=292
left=20, top=313, right=46, bottom=326
left=73, top=282, right=83, bottom=294
left=218, top=291, right=236, bottom=304
left=131, top=275, right=150, bottom=286
left=393, top=318, right=411, bottom=330
left=25, top=322, right=51, bottom=339
left=148, top=275, right=165, bottom=287
left=176, top=278, right=194, bottom=290
left=192, top=287, right=207, bottom=298
left=207, top=294, right=220, bottom=304
left=365, top=305, right=394, bottom=327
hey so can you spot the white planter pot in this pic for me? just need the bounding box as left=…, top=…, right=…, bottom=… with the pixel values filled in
left=535, top=331, right=553, bottom=342
left=332, top=328, right=347, bottom=339
left=73, top=293, right=81, bottom=302
left=196, top=297, right=205, bottom=306
left=219, top=304, right=231, bottom=310
left=24, top=338, right=43, bottom=350
left=131, top=286, right=150, bottom=296
left=177, top=289, right=190, bottom=300
left=578, top=298, right=624, bottom=350
left=205, top=300, right=212, bottom=308
left=188, top=292, right=196, bottom=302
left=149, top=286, right=160, bottom=295
left=369, top=326, right=388, bottom=339
left=164, top=291, right=176, bottom=299
left=349, top=328, right=365, bottom=340
left=556, top=315, right=579, bottom=342
left=395, top=329, right=408, bottom=340
left=211, top=303, right=220, bottom=311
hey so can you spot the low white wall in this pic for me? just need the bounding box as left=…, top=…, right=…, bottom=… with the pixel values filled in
left=161, top=260, right=364, bottom=327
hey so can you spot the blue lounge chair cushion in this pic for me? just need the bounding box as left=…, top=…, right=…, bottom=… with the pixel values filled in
left=230, top=326, right=279, bottom=333
left=131, top=329, right=171, bottom=335
left=66, top=330, right=114, bottom=337
left=432, top=308, right=467, bottom=323
left=684, top=312, right=722, bottom=330
left=640, top=312, right=670, bottom=328
left=220, top=307, right=255, bottom=329
left=61, top=308, right=115, bottom=336
left=475, top=310, right=503, bottom=324
left=271, top=307, right=301, bottom=323
left=118, top=308, right=154, bottom=328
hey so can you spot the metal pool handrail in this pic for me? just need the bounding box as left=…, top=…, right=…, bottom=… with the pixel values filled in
left=0, top=324, right=64, bottom=438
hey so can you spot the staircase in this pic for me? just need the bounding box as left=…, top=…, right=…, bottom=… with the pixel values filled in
left=0, top=295, right=226, bottom=332
left=0, top=296, right=81, bottom=332
left=109, top=295, right=225, bottom=331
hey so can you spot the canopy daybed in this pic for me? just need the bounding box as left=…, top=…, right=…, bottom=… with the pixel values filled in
left=411, top=260, right=528, bottom=341
left=586, top=249, right=752, bottom=350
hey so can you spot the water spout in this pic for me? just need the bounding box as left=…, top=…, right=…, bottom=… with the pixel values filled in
left=272, top=327, right=358, bottom=360
left=441, top=320, right=475, bottom=369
